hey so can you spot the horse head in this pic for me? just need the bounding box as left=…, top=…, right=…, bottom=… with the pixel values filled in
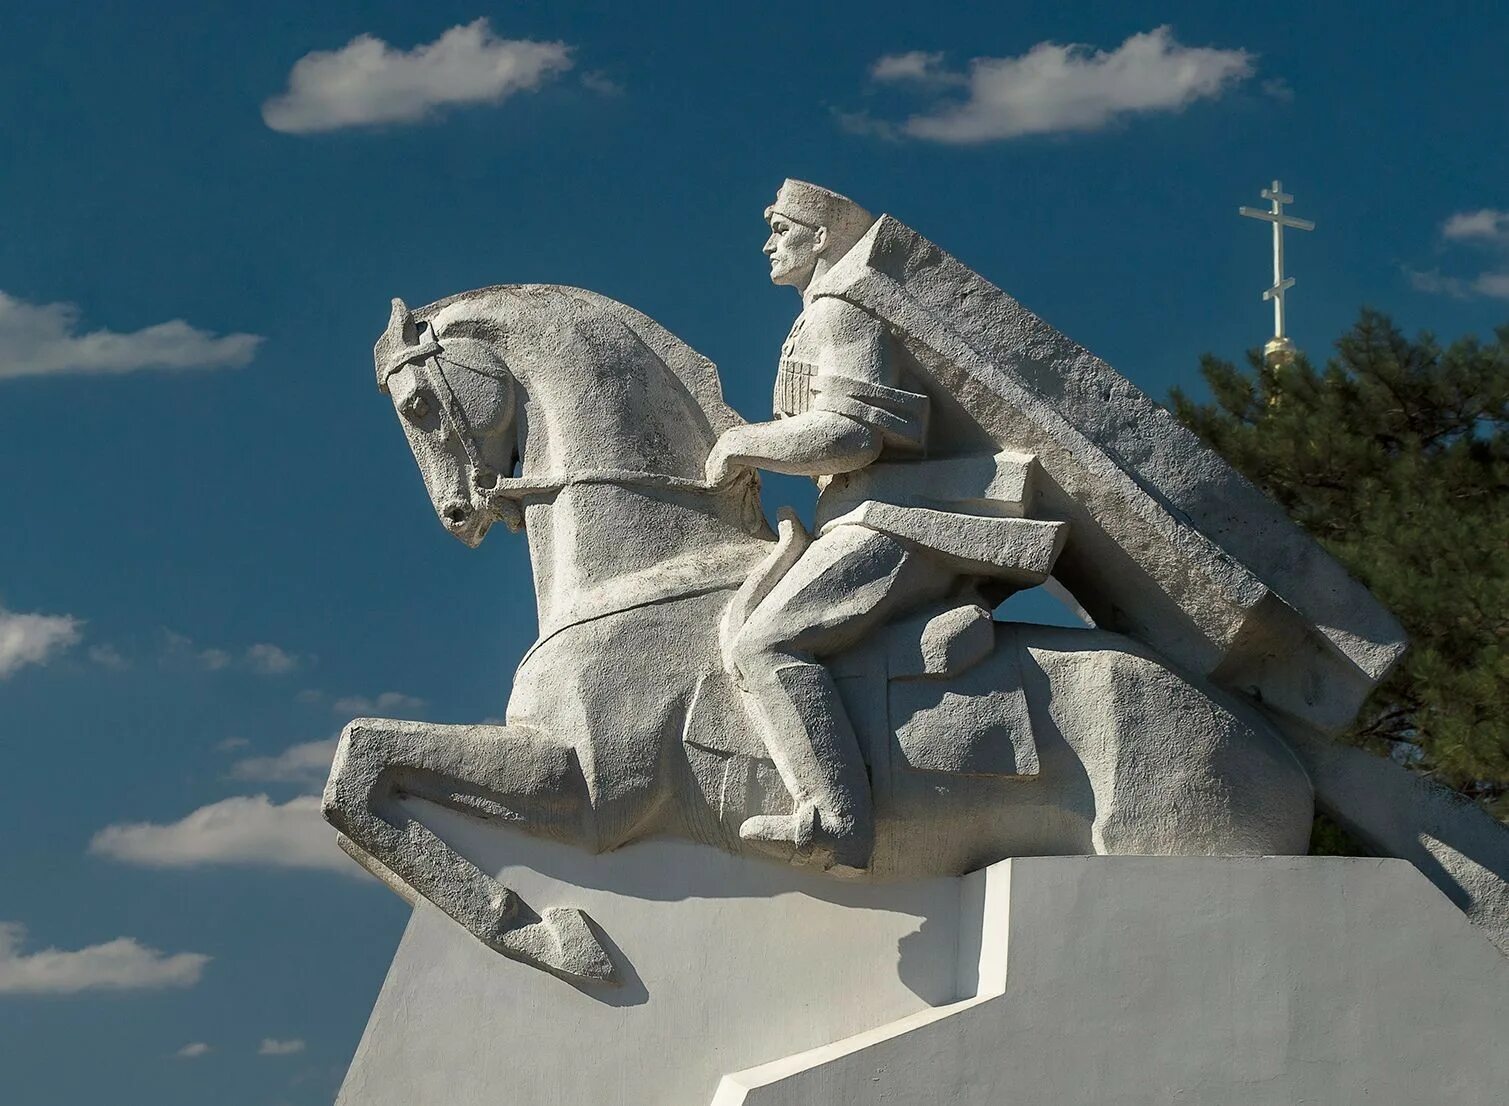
left=376, top=297, right=520, bottom=547
left=375, top=286, right=768, bottom=552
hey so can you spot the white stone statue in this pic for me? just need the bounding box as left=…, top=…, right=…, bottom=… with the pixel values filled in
left=710, top=181, right=1076, bottom=872
left=322, top=181, right=1509, bottom=990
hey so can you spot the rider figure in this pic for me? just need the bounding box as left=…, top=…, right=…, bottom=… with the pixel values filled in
left=704, top=180, right=935, bottom=874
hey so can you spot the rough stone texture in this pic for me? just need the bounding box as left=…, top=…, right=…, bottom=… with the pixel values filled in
left=812, top=215, right=1407, bottom=735
left=801, top=210, right=1509, bottom=945
left=340, top=831, right=1509, bottom=1106
left=328, top=184, right=1506, bottom=975
left=328, top=279, right=1330, bottom=983
left=330, top=183, right=1509, bottom=1104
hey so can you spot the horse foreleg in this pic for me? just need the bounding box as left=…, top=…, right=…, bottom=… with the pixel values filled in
left=321, top=716, right=616, bottom=985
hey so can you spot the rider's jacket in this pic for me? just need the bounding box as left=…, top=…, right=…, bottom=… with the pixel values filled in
left=773, top=301, right=929, bottom=455
left=778, top=291, right=1064, bottom=584
left=773, top=313, right=816, bottom=418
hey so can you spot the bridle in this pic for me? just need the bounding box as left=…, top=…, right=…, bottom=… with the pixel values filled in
left=377, top=315, right=756, bottom=530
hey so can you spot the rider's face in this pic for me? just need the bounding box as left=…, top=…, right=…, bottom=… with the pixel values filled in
left=764, top=213, right=823, bottom=289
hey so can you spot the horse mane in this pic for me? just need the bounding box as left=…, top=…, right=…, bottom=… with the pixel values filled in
left=413, top=284, right=746, bottom=434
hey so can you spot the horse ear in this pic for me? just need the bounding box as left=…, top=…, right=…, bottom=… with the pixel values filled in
left=375, top=297, right=423, bottom=392
left=388, top=297, right=419, bottom=346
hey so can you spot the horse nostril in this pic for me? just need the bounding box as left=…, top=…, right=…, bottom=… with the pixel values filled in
left=443, top=504, right=471, bottom=526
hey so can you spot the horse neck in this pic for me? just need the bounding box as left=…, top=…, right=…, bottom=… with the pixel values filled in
left=522, top=483, right=770, bottom=638
left=504, top=316, right=772, bottom=634
left=513, top=345, right=772, bottom=633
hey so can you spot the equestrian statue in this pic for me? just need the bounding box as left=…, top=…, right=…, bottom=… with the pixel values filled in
left=323, top=181, right=1505, bottom=985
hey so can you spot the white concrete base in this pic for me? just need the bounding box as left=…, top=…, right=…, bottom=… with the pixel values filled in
left=339, top=816, right=1509, bottom=1105
left=338, top=806, right=966, bottom=1106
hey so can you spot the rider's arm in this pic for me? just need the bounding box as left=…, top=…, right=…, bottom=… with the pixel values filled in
left=706, top=409, right=882, bottom=482
left=705, top=300, right=889, bottom=483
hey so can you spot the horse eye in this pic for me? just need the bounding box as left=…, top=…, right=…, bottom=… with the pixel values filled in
left=403, top=390, right=433, bottom=422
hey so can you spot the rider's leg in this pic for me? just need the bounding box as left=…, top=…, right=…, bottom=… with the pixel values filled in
left=731, top=656, right=873, bottom=869
left=727, top=524, right=939, bottom=870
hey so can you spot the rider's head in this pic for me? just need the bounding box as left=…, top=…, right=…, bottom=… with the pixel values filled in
left=763, top=180, right=875, bottom=294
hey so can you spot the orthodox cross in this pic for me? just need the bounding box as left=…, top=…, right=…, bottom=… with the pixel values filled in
left=1240, top=180, right=1315, bottom=362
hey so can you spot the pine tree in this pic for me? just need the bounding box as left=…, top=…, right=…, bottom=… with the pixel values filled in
left=1171, top=310, right=1509, bottom=816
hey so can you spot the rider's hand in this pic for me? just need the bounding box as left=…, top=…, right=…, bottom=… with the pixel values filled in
left=704, top=429, right=750, bottom=487
left=704, top=447, right=740, bottom=487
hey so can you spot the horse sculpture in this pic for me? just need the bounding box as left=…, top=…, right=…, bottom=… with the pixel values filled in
left=322, top=285, right=1314, bottom=985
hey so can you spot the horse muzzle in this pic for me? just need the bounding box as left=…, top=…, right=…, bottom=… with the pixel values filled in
left=440, top=499, right=492, bottom=548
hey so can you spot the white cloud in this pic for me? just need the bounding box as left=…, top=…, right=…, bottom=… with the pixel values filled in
left=262, top=19, right=573, bottom=134
left=0, top=922, right=208, bottom=995
left=245, top=643, right=298, bottom=675
left=87, top=643, right=129, bottom=670
left=580, top=70, right=624, bottom=97
left=216, top=736, right=250, bottom=752
left=163, top=631, right=300, bottom=675
left=259, top=1038, right=307, bottom=1056
left=0, top=292, right=261, bottom=380
left=871, top=51, right=962, bottom=85
left=1409, top=267, right=1509, bottom=300
left=1442, top=209, right=1509, bottom=242
left=833, top=109, right=900, bottom=140
left=1407, top=267, right=1471, bottom=298
left=331, top=690, right=426, bottom=714
left=176, top=1042, right=212, bottom=1059
left=1471, top=271, right=1509, bottom=298
left=229, top=738, right=337, bottom=786
left=868, top=26, right=1253, bottom=144
left=198, top=647, right=232, bottom=671
left=0, top=604, right=81, bottom=678
left=1410, top=209, right=1509, bottom=300
left=1260, top=76, right=1294, bottom=103
left=90, top=794, right=354, bottom=875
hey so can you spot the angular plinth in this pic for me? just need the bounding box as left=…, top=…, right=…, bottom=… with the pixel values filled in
left=340, top=821, right=1509, bottom=1106
left=337, top=811, right=966, bottom=1106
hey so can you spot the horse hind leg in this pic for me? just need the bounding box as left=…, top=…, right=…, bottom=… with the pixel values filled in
left=322, top=716, right=617, bottom=984
left=1076, top=649, right=1313, bottom=857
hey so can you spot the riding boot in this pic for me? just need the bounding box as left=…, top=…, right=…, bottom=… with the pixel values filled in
left=735, top=659, right=875, bottom=872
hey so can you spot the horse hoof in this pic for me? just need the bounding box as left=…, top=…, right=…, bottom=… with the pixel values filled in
left=483, top=903, right=619, bottom=986
left=542, top=906, right=617, bottom=984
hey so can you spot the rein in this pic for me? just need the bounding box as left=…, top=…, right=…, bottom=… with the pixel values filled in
left=383, top=320, right=755, bottom=526
left=479, top=468, right=741, bottom=506
left=377, top=301, right=771, bottom=665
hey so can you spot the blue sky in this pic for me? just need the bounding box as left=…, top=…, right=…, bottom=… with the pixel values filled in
left=2, top=3, right=1507, bottom=1102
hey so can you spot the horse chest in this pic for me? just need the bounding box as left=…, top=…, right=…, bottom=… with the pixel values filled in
left=508, top=593, right=728, bottom=749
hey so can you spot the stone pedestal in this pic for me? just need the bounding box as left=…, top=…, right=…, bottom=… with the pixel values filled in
left=340, top=812, right=1509, bottom=1105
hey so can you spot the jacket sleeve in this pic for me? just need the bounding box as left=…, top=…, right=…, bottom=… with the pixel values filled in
left=808, top=296, right=929, bottom=450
